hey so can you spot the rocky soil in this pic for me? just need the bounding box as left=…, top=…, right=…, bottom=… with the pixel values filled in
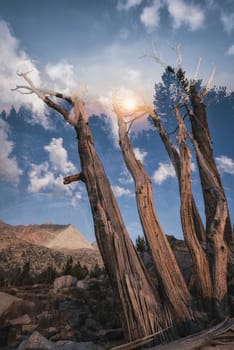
left=0, top=275, right=122, bottom=350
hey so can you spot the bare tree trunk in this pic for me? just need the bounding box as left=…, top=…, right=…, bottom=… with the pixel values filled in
left=189, top=131, right=229, bottom=317
left=173, top=68, right=233, bottom=317
left=73, top=99, right=170, bottom=340
left=174, top=105, right=212, bottom=302
left=115, top=108, right=192, bottom=322
left=150, top=109, right=206, bottom=244
left=188, top=84, right=233, bottom=247
left=14, top=72, right=172, bottom=341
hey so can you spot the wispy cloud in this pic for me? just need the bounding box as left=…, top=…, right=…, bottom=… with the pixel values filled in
left=118, top=165, right=134, bottom=185
left=140, top=0, right=162, bottom=32
left=45, top=61, right=78, bottom=93
left=0, top=20, right=47, bottom=124
left=221, top=12, right=234, bottom=34
left=153, top=161, right=176, bottom=184
left=0, top=118, right=22, bottom=185
left=112, top=185, right=133, bottom=197
left=118, top=0, right=205, bottom=32
left=216, top=155, right=234, bottom=174
left=133, top=147, right=147, bottom=164
left=117, top=0, right=144, bottom=11
left=165, top=0, right=205, bottom=31
left=226, top=44, right=234, bottom=56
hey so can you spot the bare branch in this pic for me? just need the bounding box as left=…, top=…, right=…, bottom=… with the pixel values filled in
left=139, top=40, right=168, bottom=69
left=193, top=57, right=202, bottom=81
left=63, top=173, right=85, bottom=185
left=14, top=70, right=76, bottom=126
left=200, top=64, right=216, bottom=100
left=169, top=43, right=183, bottom=69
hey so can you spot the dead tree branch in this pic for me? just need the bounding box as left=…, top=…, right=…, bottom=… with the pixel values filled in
left=13, top=71, right=75, bottom=126
left=63, top=173, right=85, bottom=185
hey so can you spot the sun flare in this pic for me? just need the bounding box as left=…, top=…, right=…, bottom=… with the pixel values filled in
left=123, top=98, right=136, bottom=111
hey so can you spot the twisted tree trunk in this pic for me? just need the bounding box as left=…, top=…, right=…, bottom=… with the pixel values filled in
left=150, top=108, right=206, bottom=244
left=148, top=107, right=213, bottom=304
left=115, top=108, right=192, bottom=322
left=14, top=72, right=172, bottom=341
left=73, top=99, right=170, bottom=340
left=175, top=105, right=212, bottom=303
left=175, top=68, right=233, bottom=316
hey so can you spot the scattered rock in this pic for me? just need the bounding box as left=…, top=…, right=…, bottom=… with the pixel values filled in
left=9, top=314, right=32, bottom=326
left=52, top=340, right=104, bottom=350
left=0, top=292, right=34, bottom=325
left=22, top=323, right=38, bottom=333
left=54, top=275, right=77, bottom=289
left=17, top=330, right=54, bottom=349
left=76, top=280, right=89, bottom=290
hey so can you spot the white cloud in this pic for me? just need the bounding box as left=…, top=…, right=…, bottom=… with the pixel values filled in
left=117, top=0, right=144, bottom=10
left=0, top=20, right=47, bottom=124
left=0, top=118, right=23, bottom=185
left=123, top=68, right=141, bottom=81
left=118, top=165, right=134, bottom=185
left=140, top=0, right=162, bottom=32
left=216, top=155, right=234, bottom=174
left=153, top=161, right=176, bottom=184
left=112, top=185, right=133, bottom=197
left=133, top=147, right=147, bottom=164
left=44, top=137, right=76, bottom=174
left=166, top=0, right=205, bottom=31
left=28, top=162, right=70, bottom=194
left=71, top=192, right=83, bottom=207
left=221, top=13, right=234, bottom=34
left=45, top=61, right=78, bottom=92
left=28, top=139, right=81, bottom=204
left=226, top=44, right=234, bottom=56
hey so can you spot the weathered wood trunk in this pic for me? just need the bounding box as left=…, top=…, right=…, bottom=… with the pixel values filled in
left=184, top=77, right=232, bottom=316
left=73, top=99, right=169, bottom=340
left=116, top=110, right=192, bottom=322
left=189, top=84, right=233, bottom=247
left=190, top=132, right=229, bottom=317
left=175, top=106, right=212, bottom=302
left=150, top=109, right=206, bottom=244
left=174, top=68, right=233, bottom=316
left=150, top=108, right=212, bottom=303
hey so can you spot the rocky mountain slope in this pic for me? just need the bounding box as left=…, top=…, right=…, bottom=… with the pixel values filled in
left=45, top=224, right=94, bottom=250
left=10, top=222, right=94, bottom=250
left=0, top=221, right=102, bottom=279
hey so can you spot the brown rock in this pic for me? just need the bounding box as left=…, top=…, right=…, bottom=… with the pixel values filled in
left=9, top=314, right=32, bottom=326
left=17, top=330, right=53, bottom=349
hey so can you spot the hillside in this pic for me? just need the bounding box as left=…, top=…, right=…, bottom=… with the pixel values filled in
left=45, top=224, right=94, bottom=250
left=10, top=222, right=94, bottom=251
left=0, top=221, right=102, bottom=280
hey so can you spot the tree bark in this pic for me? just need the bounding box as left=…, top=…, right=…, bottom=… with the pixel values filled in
left=175, top=106, right=213, bottom=302
left=115, top=109, right=192, bottom=322
left=188, top=83, right=232, bottom=246
left=175, top=68, right=233, bottom=316
left=150, top=109, right=206, bottom=244
left=73, top=99, right=170, bottom=340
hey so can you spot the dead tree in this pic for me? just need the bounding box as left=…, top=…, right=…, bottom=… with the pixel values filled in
left=113, top=98, right=192, bottom=323
left=13, top=72, right=171, bottom=341
left=174, top=104, right=212, bottom=303
left=117, top=98, right=213, bottom=309
left=175, top=67, right=233, bottom=317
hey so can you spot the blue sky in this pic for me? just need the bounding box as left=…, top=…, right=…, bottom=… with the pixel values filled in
left=0, top=0, right=234, bottom=242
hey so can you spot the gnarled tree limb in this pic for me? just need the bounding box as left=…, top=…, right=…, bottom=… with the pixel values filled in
left=63, top=173, right=85, bottom=184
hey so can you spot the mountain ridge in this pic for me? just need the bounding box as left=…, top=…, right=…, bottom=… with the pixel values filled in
left=0, top=221, right=93, bottom=251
